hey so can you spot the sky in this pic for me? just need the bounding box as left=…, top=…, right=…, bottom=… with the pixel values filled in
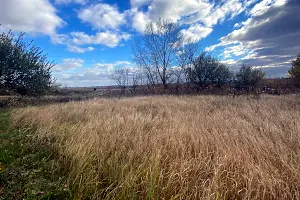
left=0, top=0, right=299, bottom=87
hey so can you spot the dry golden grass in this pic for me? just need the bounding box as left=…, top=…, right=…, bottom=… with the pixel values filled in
left=11, top=95, right=300, bottom=199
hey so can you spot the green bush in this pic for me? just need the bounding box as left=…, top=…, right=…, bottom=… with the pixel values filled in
left=235, top=65, right=265, bottom=90
left=0, top=31, right=54, bottom=96
left=288, top=54, right=300, bottom=88
left=187, top=52, right=233, bottom=87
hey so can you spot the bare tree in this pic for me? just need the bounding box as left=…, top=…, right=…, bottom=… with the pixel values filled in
left=110, top=68, right=130, bottom=93
left=130, top=70, right=143, bottom=93
left=132, top=19, right=182, bottom=89
left=177, top=39, right=201, bottom=87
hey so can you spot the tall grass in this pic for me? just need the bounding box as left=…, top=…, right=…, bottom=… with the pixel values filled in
left=12, top=95, right=300, bottom=199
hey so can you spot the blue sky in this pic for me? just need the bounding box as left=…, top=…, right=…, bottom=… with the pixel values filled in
left=1, top=0, right=299, bottom=86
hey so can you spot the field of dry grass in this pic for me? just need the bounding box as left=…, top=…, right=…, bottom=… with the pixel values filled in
left=11, top=95, right=300, bottom=199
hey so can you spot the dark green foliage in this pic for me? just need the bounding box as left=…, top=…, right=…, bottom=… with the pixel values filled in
left=187, top=52, right=233, bottom=87
left=235, top=65, right=265, bottom=90
left=214, top=64, right=233, bottom=87
left=0, top=31, right=54, bottom=96
left=288, top=54, right=300, bottom=87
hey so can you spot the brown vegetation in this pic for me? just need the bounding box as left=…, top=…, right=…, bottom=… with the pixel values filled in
left=12, top=95, right=300, bottom=199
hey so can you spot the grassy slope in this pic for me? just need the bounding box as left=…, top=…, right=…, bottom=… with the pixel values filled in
left=0, top=109, right=73, bottom=200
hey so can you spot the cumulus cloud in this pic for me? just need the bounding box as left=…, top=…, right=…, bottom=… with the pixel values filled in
left=147, top=0, right=211, bottom=23
left=249, top=0, right=287, bottom=16
left=0, top=0, right=64, bottom=35
left=130, top=9, right=150, bottom=33
left=233, top=23, right=241, bottom=28
left=53, top=58, right=84, bottom=72
left=66, top=45, right=95, bottom=53
left=129, top=0, right=212, bottom=32
left=55, top=0, right=88, bottom=5
left=222, top=44, right=249, bottom=58
left=52, top=30, right=130, bottom=53
left=184, top=0, right=244, bottom=27
left=70, top=31, right=131, bottom=48
left=180, top=24, right=213, bottom=43
left=130, top=0, right=153, bottom=8
left=51, top=33, right=69, bottom=44
left=129, top=0, right=256, bottom=44
left=221, top=59, right=238, bottom=66
left=78, top=3, right=125, bottom=30
left=206, top=0, right=300, bottom=77
left=92, top=61, right=132, bottom=72
left=134, top=0, right=248, bottom=28
left=54, top=60, right=133, bottom=86
left=93, top=61, right=131, bottom=69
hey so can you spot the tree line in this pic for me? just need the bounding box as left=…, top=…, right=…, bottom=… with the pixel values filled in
left=111, top=19, right=266, bottom=94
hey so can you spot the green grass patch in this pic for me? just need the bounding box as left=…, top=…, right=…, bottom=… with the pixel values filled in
left=0, top=109, right=73, bottom=200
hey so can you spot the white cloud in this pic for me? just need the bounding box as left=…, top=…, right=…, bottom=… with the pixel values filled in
left=67, top=45, right=95, bottom=53
left=245, top=0, right=260, bottom=7
left=130, top=0, right=152, bottom=8
left=180, top=24, right=213, bottom=43
left=0, top=0, right=64, bottom=35
left=148, top=0, right=211, bottom=23
left=249, top=0, right=274, bottom=16
left=55, top=60, right=133, bottom=86
left=233, top=23, right=241, bottom=28
left=222, top=44, right=249, bottom=58
left=129, top=0, right=206, bottom=35
left=139, top=0, right=263, bottom=29
left=78, top=3, right=125, bottom=30
left=129, top=0, right=254, bottom=41
left=57, top=73, right=115, bottom=87
left=206, top=0, right=298, bottom=77
left=129, top=0, right=213, bottom=33
left=220, top=59, right=239, bottom=69
left=249, top=0, right=287, bottom=16
left=51, top=31, right=131, bottom=53
left=93, top=61, right=132, bottom=71
left=53, top=58, right=84, bottom=72
left=94, top=61, right=131, bottom=68
left=70, top=31, right=131, bottom=48
left=183, top=0, right=244, bottom=27
left=51, top=33, right=69, bottom=44
left=205, top=40, right=239, bottom=52
left=130, top=9, right=150, bottom=32
left=55, top=0, right=88, bottom=4
left=70, top=32, right=92, bottom=45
